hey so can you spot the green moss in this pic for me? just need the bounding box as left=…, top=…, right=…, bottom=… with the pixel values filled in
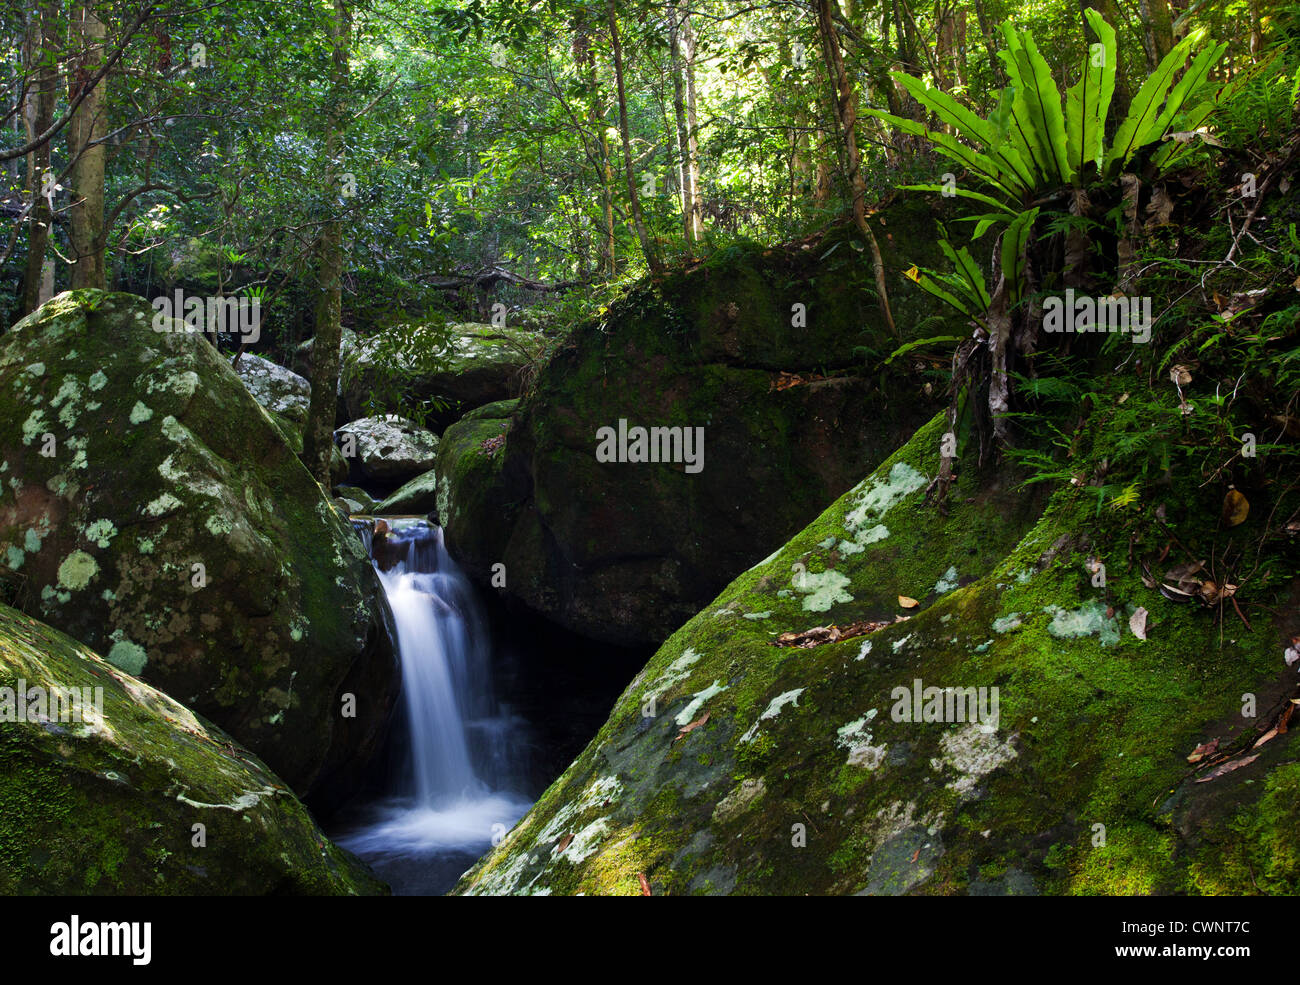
left=0, top=603, right=386, bottom=895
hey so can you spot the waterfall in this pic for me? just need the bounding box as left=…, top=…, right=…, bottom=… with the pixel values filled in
left=337, top=520, right=531, bottom=885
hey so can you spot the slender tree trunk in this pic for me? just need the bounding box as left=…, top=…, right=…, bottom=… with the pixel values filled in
left=679, top=3, right=702, bottom=242
left=67, top=2, right=107, bottom=290
left=608, top=0, right=661, bottom=274
left=816, top=0, right=897, bottom=338
left=574, top=17, right=616, bottom=276
left=669, top=9, right=693, bottom=245
left=21, top=0, right=58, bottom=313
left=1247, top=0, right=1263, bottom=54
left=971, top=0, right=1005, bottom=86
left=303, top=0, right=351, bottom=487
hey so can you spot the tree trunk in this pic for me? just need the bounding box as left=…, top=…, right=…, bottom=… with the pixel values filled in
left=67, top=2, right=108, bottom=291
left=679, top=3, right=703, bottom=243
left=815, top=0, right=898, bottom=338
left=573, top=17, right=616, bottom=277
left=21, top=0, right=58, bottom=314
left=668, top=9, right=693, bottom=245
left=302, top=0, right=351, bottom=487
left=971, top=0, right=1005, bottom=86
left=1138, top=0, right=1174, bottom=69
left=608, top=0, right=661, bottom=274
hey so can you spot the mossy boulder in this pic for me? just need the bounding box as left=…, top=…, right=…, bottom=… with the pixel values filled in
left=377, top=469, right=438, bottom=517
left=335, top=485, right=384, bottom=514
left=158, top=238, right=225, bottom=295
left=438, top=201, right=953, bottom=646
left=455, top=412, right=1299, bottom=895
left=0, top=603, right=386, bottom=894
left=232, top=353, right=311, bottom=430
left=436, top=399, right=521, bottom=576
left=296, top=321, right=539, bottom=429
left=0, top=291, right=399, bottom=807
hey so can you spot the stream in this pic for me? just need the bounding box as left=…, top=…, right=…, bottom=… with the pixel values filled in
left=332, top=518, right=643, bottom=895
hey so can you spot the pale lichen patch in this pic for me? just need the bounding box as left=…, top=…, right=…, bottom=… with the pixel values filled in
left=739, top=688, right=805, bottom=744
left=675, top=680, right=727, bottom=726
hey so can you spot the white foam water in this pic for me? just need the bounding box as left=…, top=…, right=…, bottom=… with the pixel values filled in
left=338, top=522, right=530, bottom=885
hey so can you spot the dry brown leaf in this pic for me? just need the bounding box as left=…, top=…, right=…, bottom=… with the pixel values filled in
left=772, top=619, right=891, bottom=649
left=1194, top=753, right=1259, bottom=783
left=1253, top=727, right=1280, bottom=749
left=1187, top=738, right=1219, bottom=763
left=556, top=832, right=574, bottom=853
left=898, top=595, right=919, bottom=609
left=674, top=711, right=710, bottom=742
left=638, top=872, right=652, bottom=896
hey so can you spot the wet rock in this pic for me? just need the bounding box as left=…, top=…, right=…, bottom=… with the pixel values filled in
left=438, top=202, right=951, bottom=646
left=377, top=469, right=438, bottom=517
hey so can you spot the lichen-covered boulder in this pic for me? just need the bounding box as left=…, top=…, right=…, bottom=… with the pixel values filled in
left=0, top=603, right=387, bottom=894
left=0, top=291, right=399, bottom=805
left=455, top=412, right=1299, bottom=895
left=438, top=202, right=952, bottom=646
left=232, top=353, right=311, bottom=429
left=337, top=321, right=540, bottom=428
left=336, top=415, right=439, bottom=486
left=377, top=469, right=438, bottom=517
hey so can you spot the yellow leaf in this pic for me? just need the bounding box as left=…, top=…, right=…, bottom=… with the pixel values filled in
left=1222, top=488, right=1249, bottom=527
left=904, top=265, right=920, bottom=283
left=898, top=595, right=919, bottom=609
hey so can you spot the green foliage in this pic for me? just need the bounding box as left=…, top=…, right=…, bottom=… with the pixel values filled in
left=873, top=10, right=1225, bottom=210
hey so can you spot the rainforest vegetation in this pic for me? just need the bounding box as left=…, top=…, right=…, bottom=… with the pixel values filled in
left=0, top=0, right=1298, bottom=902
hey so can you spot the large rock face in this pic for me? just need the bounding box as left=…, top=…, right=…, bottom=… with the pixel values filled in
left=437, top=202, right=952, bottom=646
left=0, top=604, right=386, bottom=894
left=456, top=413, right=1300, bottom=895
left=0, top=291, right=399, bottom=805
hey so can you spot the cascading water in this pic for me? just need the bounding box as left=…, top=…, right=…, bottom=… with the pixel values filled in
left=337, top=520, right=532, bottom=894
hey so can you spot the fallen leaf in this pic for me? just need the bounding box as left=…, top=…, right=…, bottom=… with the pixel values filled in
left=674, top=711, right=710, bottom=742
left=898, top=595, right=919, bottom=609
left=1186, top=738, right=1219, bottom=763
left=1253, top=728, right=1279, bottom=749
left=1164, top=560, right=1205, bottom=584
left=638, top=872, right=652, bottom=896
left=1194, top=754, right=1259, bottom=783
left=772, top=619, right=891, bottom=648
left=1222, top=487, right=1249, bottom=527
left=556, top=832, right=574, bottom=853
left=1129, top=606, right=1149, bottom=640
